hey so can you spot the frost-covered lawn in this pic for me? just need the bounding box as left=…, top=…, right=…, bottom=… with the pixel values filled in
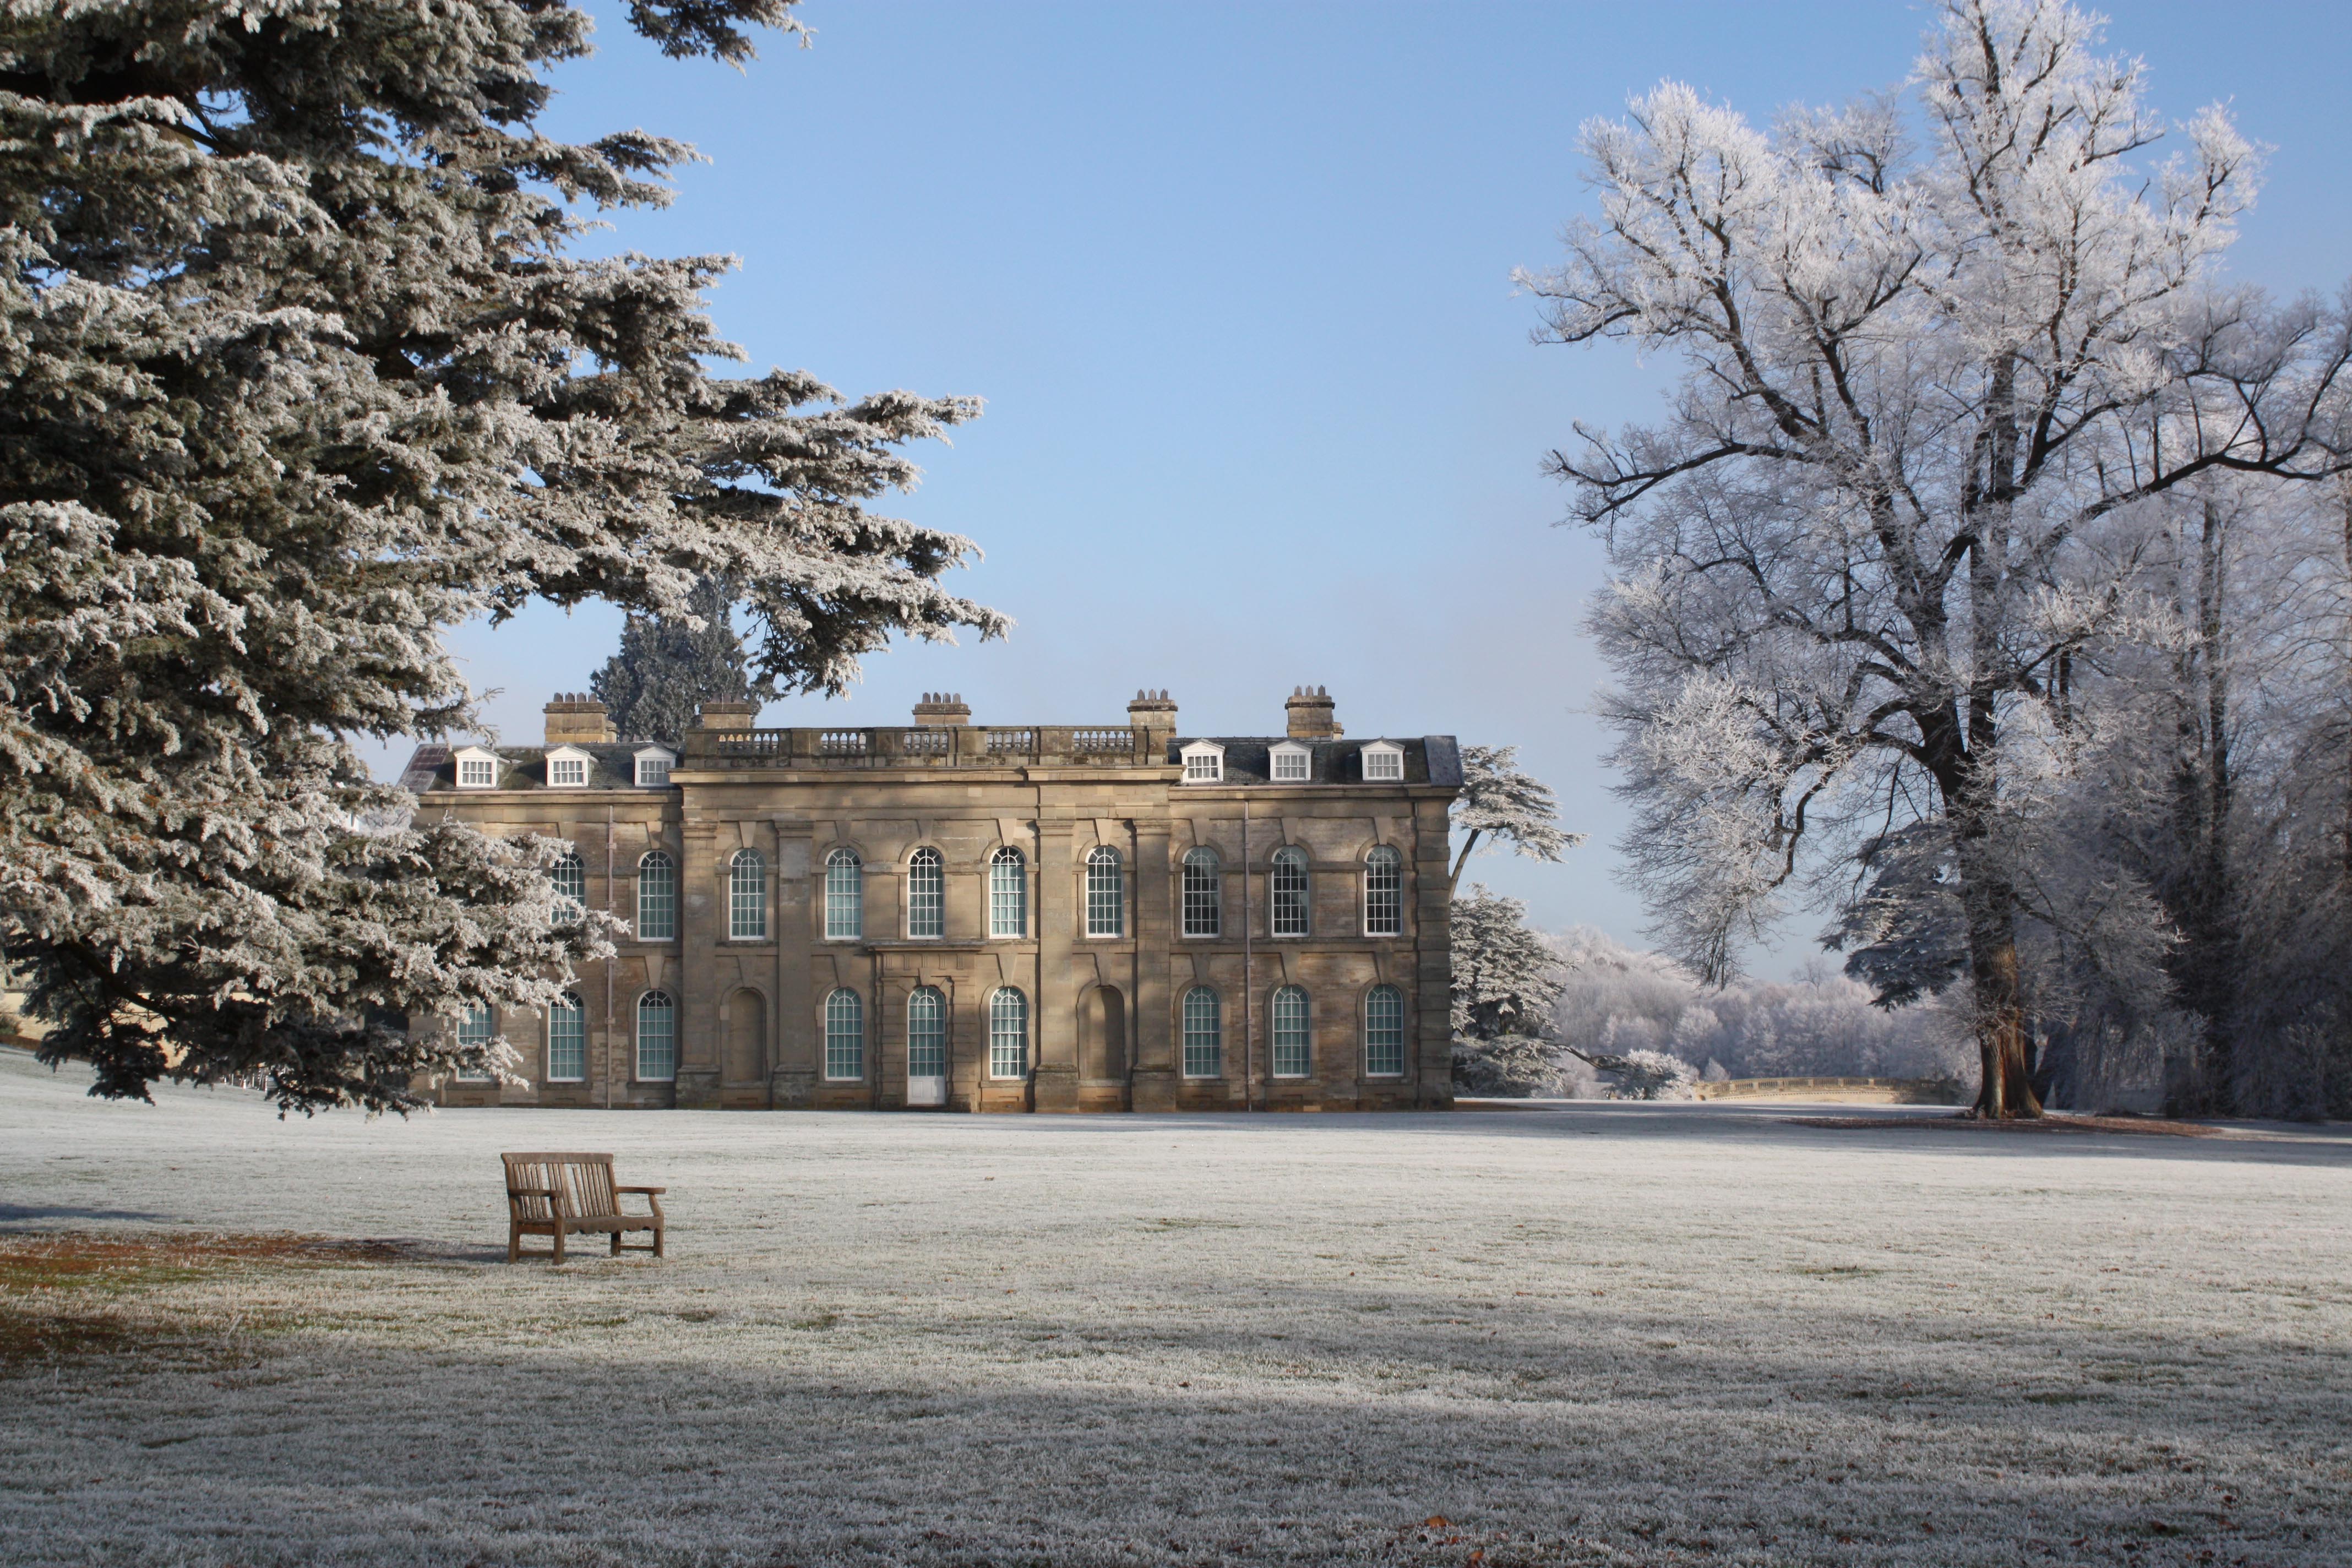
left=3, top=1049, right=2348, bottom=1568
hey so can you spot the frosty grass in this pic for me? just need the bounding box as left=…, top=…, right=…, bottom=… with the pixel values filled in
left=3, top=1048, right=2346, bottom=1567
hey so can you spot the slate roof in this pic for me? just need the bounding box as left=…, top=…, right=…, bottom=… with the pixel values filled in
left=1169, top=736, right=1461, bottom=787
left=400, top=742, right=672, bottom=794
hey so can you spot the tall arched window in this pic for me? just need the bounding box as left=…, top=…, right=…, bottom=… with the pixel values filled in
left=908, top=986, right=947, bottom=1080
left=989, top=847, right=1027, bottom=938
left=907, top=848, right=945, bottom=938
left=1182, top=847, right=1221, bottom=938
left=1272, top=846, right=1309, bottom=938
left=989, top=987, right=1029, bottom=1079
left=1363, top=845, right=1403, bottom=937
left=1182, top=986, right=1222, bottom=1079
left=546, top=992, right=586, bottom=1082
left=1364, top=984, right=1406, bottom=1076
left=731, top=848, right=766, bottom=940
left=1085, top=845, right=1124, bottom=938
left=825, top=848, right=863, bottom=940
left=1271, top=985, right=1311, bottom=1078
left=636, top=990, right=676, bottom=1081
left=551, top=850, right=586, bottom=923
left=824, top=987, right=864, bottom=1081
left=636, top=851, right=676, bottom=941
left=454, top=1003, right=495, bottom=1081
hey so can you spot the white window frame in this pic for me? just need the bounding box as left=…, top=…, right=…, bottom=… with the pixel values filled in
left=1363, top=845, right=1404, bottom=937
left=1181, top=986, right=1223, bottom=1079
left=634, top=746, right=676, bottom=788
left=545, top=745, right=592, bottom=788
left=1271, top=846, right=1310, bottom=938
left=907, top=847, right=945, bottom=939
left=730, top=848, right=766, bottom=941
left=1361, top=741, right=1404, bottom=782
left=454, top=746, right=500, bottom=790
left=546, top=993, right=586, bottom=1082
left=1364, top=984, right=1407, bottom=1077
left=635, top=990, right=677, bottom=1082
left=988, top=847, right=1027, bottom=939
left=1180, top=846, right=1221, bottom=938
left=1180, top=741, right=1224, bottom=784
left=823, top=987, right=865, bottom=1081
left=453, top=1004, right=496, bottom=1081
left=1085, top=845, right=1124, bottom=938
left=1271, top=986, right=1311, bottom=1078
left=907, top=986, right=948, bottom=1079
left=1269, top=742, right=1311, bottom=782
left=989, top=987, right=1029, bottom=1079
left=636, top=850, right=677, bottom=942
left=824, top=848, right=863, bottom=941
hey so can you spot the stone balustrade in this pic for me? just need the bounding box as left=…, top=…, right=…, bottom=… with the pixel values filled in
left=683, top=725, right=1162, bottom=769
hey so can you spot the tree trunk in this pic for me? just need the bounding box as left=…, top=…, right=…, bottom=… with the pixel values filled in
left=1954, top=824, right=2043, bottom=1119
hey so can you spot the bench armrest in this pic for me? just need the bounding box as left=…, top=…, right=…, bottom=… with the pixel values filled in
left=617, top=1185, right=666, bottom=1195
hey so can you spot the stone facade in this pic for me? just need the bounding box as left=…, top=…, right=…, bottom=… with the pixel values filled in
left=400, top=688, right=1461, bottom=1112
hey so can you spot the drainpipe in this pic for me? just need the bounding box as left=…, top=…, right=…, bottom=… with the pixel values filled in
left=1243, top=793, right=1254, bottom=1111
left=605, top=805, right=615, bottom=1112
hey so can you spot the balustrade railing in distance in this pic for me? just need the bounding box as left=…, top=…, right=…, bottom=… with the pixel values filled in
left=686, top=725, right=1154, bottom=768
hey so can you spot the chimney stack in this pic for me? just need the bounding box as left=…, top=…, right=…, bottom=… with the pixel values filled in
left=696, top=699, right=760, bottom=731
left=1285, top=685, right=1341, bottom=739
left=1128, top=688, right=1178, bottom=747
left=912, top=692, right=972, bottom=727
left=543, top=693, right=616, bottom=745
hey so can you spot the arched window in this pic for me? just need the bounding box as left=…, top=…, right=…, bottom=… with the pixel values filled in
left=1181, top=847, right=1221, bottom=938
left=546, top=992, right=586, bottom=1082
left=989, top=987, right=1029, bottom=1079
left=1363, top=845, right=1403, bottom=937
left=1086, top=845, right=1124, bottom=938
left=1182, top=986, right=1222, bottom=1079
left=824, top=987, right=864, bottom=1081
left=989, top=847, right=1027, bottom=938
left=731, top=848, right=766, bottom=940
left=636, top=990, right=676, bottom=1081
left=551, top=850, right=586, bottom=924
left=908, top=986, right=947, bottom=1080
left=1271, top=846, right=1309, bottom=938
left=825, top=848, right=863, bottom=940
left=907, top=848, right=945, bottom=939
left=1271, top=985, right=1311, bottom=1078
left=636, top=851, right=676, bottom=941
left=1364, top=984, right=1406, bottom=1076
left=454, top=1003, right=495, bottom=1081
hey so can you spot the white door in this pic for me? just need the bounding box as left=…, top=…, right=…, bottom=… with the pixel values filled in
left=907, top=1072, right=946, bottom=1107
left=907, top=987, right=947, bottom=1108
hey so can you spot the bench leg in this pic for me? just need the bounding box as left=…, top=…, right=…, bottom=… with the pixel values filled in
left=552, top=1223, right=565, bottom=1266
left=508, top=1225, right=521, bottom=1265
left=653, top=1223, right=665, bottom=1260
left=611, top=1231, right=622, bottom=1257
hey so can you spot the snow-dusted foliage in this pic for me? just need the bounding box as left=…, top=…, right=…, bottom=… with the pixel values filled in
left=1596, top=1047, right=1698, bottom=1101
left=590, top=575, right=755, bottom=744
left=0, top=2, right=1004, bottom=1112
left=1447, top=744, right=1584, bottom=894
left=1522, top=0, right=2352, bottom=1116
left=1448, top=884, right=1567, bottom=1096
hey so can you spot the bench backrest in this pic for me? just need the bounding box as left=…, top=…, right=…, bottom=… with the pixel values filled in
left=503, top=1152, right=622, bottom=1221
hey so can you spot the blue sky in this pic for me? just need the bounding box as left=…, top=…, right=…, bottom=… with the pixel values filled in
left=392, top=1, right=2352, bottom=972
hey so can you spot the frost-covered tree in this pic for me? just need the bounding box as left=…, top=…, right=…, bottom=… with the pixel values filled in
left=591, top=575, right=754, bottom=744
left=1449, top=885, right=1566, bottom=1096
left=1522, top=0, right=2352, bottom=1116
left=1449, top=744, right=1582, bottom=895
left=0, top=1, right=1004, bottom=1112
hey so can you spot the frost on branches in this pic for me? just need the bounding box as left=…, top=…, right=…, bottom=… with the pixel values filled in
left=1447, top=744, right=1583, bottom=896
left=0, top=1, right=1005, bottom=1112
left=1522, top=0, right=2352, bottom=1117
left=1449, top=885, right=1567, bottom=1097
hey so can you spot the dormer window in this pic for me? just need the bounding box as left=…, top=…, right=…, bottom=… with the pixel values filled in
left=1180, top=741, right=1224, bottom=784
left=546, top=745, right=592, bottom=788
left=634, top=747, right=675, bottom=788
left=1361, top=741, right=1404, bottom=782
left=1270, top=742, right=1310, bottom=782
left=454, top=747, right=500, bottom=790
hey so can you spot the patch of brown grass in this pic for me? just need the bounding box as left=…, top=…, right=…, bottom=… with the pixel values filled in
left=1787, top=1113, right=2219, bottom=1137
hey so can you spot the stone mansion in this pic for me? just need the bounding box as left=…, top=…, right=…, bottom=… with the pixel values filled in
left=400, top=688, right=1461, bottom=1112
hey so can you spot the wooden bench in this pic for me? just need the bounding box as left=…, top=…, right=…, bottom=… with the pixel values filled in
left=502, top=1152, right=666, bottom=1264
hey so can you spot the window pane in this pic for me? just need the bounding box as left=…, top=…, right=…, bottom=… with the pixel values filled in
left=638, top=756, right=671, bottom=787
left=546, top=993, right=586, bottom=1081
left=908, top=848, right=944, bottom=938
left=551, top=851, right=585, bottom=923
left=825, top=987, right=864, bottom=1080
left=1272, top=847, right=1309, bottom=937
left=1086, top=846, right=1123, bottom=938
left=826, top=850, right=863, bottom=940
left=1182, top=847, right=1221, bottom=938
left=908, top=986, right=947, bottom=1078
left=989, top=848, right=1026, bottom=938
left=636, top=851, right=676, bottom=941
left=1272, top=986, right=1310, bottom=1077
left=731, top=849, right=766, bottom=940
left=1182, top=987, right=1222, bottom=1078
left=1364, top=846, right=1402, bottom=937
left=989, top=987, right=1028, bottom=1078
left=1365, top=984, right=1406, bottom=1076
left=1273, top=748, right=1308, bottom=781
left=636, top=990, right=676, bottom=1081
left=459, top=758, right=494, bottom=787
left=454, top=1004, right=494, bottom=1081
left=1364, top=746, right=1402, bottom=781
